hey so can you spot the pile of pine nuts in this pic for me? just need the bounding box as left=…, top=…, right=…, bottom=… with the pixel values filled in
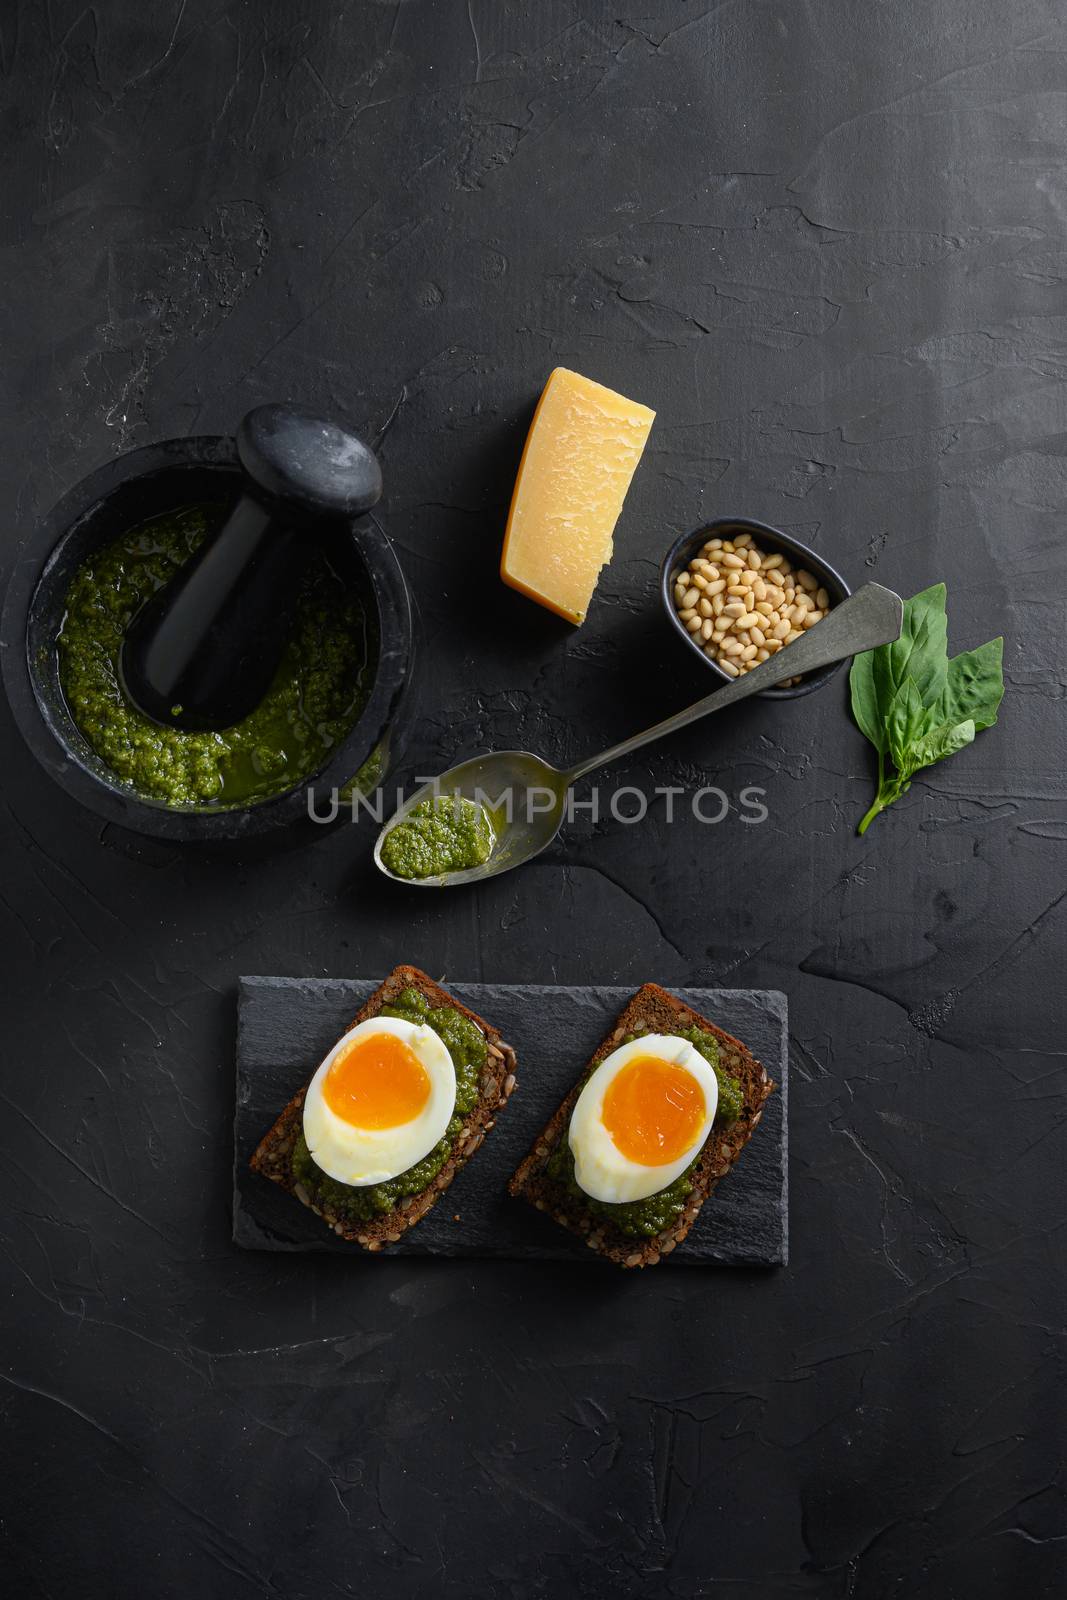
left=671, top=530, right=833, bottom=686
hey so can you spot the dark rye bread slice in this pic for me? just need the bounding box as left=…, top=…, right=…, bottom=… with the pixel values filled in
left=250, top=965, right=517, bottom=1251
left=509, top=983, right=774, bottom=1268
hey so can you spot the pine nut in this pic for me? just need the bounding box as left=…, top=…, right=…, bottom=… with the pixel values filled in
left=671, top=530, right=833, bottom=683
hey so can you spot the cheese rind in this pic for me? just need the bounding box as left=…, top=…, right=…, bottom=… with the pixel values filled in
left=500, top=368, right=656, bottom=624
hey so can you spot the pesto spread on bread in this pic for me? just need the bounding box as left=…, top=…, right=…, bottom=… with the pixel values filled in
left=290, top=987, right=486, bottom=1221
left=545, top=1025, right=742, bottom=1238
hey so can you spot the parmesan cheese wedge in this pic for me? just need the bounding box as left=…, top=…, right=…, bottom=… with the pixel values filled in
left=500, top=368, right=656, bottom=625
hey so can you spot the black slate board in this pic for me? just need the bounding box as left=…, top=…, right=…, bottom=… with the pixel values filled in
left=233, top=980, right=788, bottom=1265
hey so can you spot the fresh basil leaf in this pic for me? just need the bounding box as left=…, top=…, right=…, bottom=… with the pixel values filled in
left=936, top=637, right=1004, bottom=732
left=872, top=583, right=948, bottom=713
left=850, top=583, right=1002, bottom=833
left=904, top=718, right=975, bottom=775
left=885, top=677, right=930, bottom=772
left=849, top=643, right=887, bottom=753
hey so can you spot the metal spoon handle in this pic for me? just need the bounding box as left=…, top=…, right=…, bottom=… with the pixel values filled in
left=566, top=582, right=903, bottom=783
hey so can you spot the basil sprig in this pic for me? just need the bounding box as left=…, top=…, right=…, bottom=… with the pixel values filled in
left=849, top=584, right=1004, bottom=834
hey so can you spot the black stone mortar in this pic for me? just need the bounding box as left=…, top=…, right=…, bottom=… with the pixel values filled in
left=1, top=434, right=416, bottom=843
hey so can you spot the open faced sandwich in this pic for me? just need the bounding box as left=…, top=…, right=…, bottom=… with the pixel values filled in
left=251, top=965, right=517, bottom=1250
left=509, top=983, right=773, bottom=1267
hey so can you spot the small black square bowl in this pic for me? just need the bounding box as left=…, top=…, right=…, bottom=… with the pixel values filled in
left=660, top=517, right=852, bottom=700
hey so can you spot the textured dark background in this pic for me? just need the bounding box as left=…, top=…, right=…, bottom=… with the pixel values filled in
left=1, top=3, right=1065, bottom=1597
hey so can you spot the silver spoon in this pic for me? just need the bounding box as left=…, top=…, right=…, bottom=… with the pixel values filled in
left=374, top=582, right=903, bottom=888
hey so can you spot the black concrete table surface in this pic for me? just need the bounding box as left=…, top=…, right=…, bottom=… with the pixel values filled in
left=1, top=4, right=1064, bottom=1597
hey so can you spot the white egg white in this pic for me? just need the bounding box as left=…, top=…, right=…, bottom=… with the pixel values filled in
left=567, top=1033, right=718, bottom=1204
left=302, top=1016, right=456, bottom=1186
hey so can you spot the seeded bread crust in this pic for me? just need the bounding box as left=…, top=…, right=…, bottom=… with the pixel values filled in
left=250, top=965, right=518, bottom=1251
left=509, top=983, right=773, bottom=1268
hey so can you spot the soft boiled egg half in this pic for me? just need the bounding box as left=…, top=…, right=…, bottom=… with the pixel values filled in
left=568, top=1034, right=718, bottom=1203
left=302, top=1016, right=456, bottom=1186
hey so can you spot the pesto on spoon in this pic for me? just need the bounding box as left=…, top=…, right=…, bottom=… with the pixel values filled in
left=375, top=583, right=904, bottom=888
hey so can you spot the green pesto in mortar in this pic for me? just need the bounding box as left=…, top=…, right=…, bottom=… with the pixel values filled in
left=546, top=1025, right=744, bottom=1238
left=291, top=987, right=487, bottom=1222
left=380, top=794, right=495, bottom=879
left=57, top=504, right=374, bottom=809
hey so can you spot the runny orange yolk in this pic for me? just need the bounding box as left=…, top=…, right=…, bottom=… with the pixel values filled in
left=601, top=1055, right=706, bottom=1166
left=323, top=1032, right=431, bottom=1129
